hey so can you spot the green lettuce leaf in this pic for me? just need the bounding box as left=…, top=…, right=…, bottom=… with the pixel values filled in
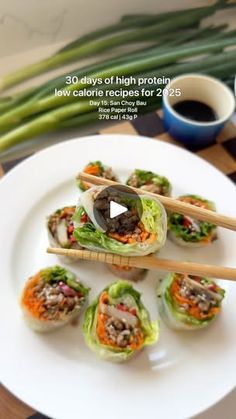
left=74, top=221, right=138, bottom=254
left=140, top=196, right=165, bottom=233
left=40, top=265, right=90, bottom=295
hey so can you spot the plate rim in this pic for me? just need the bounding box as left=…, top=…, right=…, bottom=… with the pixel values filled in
left=0, top=134, right=235, bottom=191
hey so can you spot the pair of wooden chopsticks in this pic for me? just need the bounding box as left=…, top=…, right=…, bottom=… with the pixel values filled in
left=47, top=247, right=236, bottom=281
left=47, top=172, right=236, bottom=281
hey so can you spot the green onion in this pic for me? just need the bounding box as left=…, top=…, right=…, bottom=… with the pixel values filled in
left=0, top=25, right=223, bottom=115
left=0, top=2, right=235, bottom=157
left=1, top=50, right=236, bottom=155
left=0, top=36, right=235, bottom=130
left=0, top=1, right=230, bottom=91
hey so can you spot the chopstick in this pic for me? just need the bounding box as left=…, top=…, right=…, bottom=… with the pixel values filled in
left=77, top=172, right=236, bottom=232
left=47, top=247, right=236, bottom=281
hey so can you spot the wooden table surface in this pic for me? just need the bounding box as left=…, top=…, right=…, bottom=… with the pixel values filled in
left=1, top=109, right=236, bottom=419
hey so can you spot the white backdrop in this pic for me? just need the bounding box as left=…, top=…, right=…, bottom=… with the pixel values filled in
left=0, top=0, right=228, bottom=57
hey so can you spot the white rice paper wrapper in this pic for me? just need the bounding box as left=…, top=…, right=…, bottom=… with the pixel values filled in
left=21, top=304, right=82, bottom=333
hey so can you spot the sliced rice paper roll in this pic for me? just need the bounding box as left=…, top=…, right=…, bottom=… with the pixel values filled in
left=83, top=280, right=159, bottom=362
left=21, top=266, right=90, bottom=332
left=73, top=185, right=167, bottom=256
left=126, top=169, right=171, bottom=196
left=47, top=206, right=82, bottom=263
left=168, top=194, right=217, bottom=247
left=78, top=161, right=119, bottom=191
left=107, top=264, right=147, bottom=282
left=157, top=272, right=225, bottom=330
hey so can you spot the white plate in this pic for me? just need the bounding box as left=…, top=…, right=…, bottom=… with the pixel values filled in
left=0, top=134, right=236, bottom=419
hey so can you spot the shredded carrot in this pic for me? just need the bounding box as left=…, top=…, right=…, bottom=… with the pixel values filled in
left=188, top=306, right=202, bottom=319
left=21, top=273, right=46, bottom=319
left=202, top=232, right=214, bottom=244
left=61, top=206, right=75, bottom=217
left=84, top=165, right=101, bottom=175
left=209, top=307, right=220, bottom=315
left=99, top=291, right=109, bottom=304
left=138, top=222, right=157, bottom=243
left=108, top=232, right=129, bottom=243
left=174, top=293, right=192, bottom=306
left=96, top=313, right=112, bottom=344
left=140, top=231, right=149, bottom=242
left=128, top=237, right=136, bottom=244
left=146, top=233, right=157, bottom=244
left=170, top=281, right=181, bottom=296
left=108, top=221, right=155, bottom=244
left=129, top=334, right=144, bottom=350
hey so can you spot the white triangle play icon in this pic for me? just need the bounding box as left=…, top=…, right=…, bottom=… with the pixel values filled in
left=110, top=201, right=128, bottom=219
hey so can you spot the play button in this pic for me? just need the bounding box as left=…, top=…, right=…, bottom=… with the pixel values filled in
left=92, top=184, right=143, bottom=233
left=110, top=201, right=128, bottom=219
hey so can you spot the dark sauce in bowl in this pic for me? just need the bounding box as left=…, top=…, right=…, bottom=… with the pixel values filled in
left=173, top=100, right=218, bottom=122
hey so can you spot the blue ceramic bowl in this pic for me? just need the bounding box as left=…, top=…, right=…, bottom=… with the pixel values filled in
left=163, top=74, right=235, bottom=149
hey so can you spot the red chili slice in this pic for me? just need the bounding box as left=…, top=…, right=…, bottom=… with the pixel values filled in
left=183, top=217, right=192, bottom=228
left=130, top=308, right=137, bottom=316
left=81, top=214, right=88, bottom=223
left=67, top=225, right=74, bottom=234
left=116, top=303, right=129, bottom=312
left=208, top=283, right=217, bottom=291
left=69, top=236, right=76, bottom=243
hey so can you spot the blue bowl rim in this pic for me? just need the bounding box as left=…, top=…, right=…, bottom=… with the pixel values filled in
left=163, top=73, right=236, bottom=128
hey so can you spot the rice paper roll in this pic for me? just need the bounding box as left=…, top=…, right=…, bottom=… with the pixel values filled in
left=47, top=206, right=82, bottom=263
left=83, top=280, right=159, bottom=362
left=168, top=194, right=217, bottom=247
left=126, top=169, right=171, bottom=196
left=107, top=264, right=147, bottom=282
left=78, top=161, right=119, bottom=191
left=73, top=185, right=167, bottom=256
left=21, top=266, right=90, bottom=332
left=157, top=273, right=225, bottom=330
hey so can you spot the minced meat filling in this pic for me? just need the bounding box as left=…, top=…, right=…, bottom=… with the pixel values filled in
left=30, top=279, right=85, bottom=321
left=170, top=274, right=222, bottom=319
left=94, top=188, right=140, bottom=235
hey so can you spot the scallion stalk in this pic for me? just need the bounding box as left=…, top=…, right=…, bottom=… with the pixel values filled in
left=1, top=52, right=236, bottom=154
left=0, top=36, right=235, bottom=130
left=0, top=25, right=224, bottom=116
left=0, top=1, right=230, bottom=91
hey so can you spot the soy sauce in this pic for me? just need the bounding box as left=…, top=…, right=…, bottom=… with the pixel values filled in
left=173, top=100, right=217, bottom=122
